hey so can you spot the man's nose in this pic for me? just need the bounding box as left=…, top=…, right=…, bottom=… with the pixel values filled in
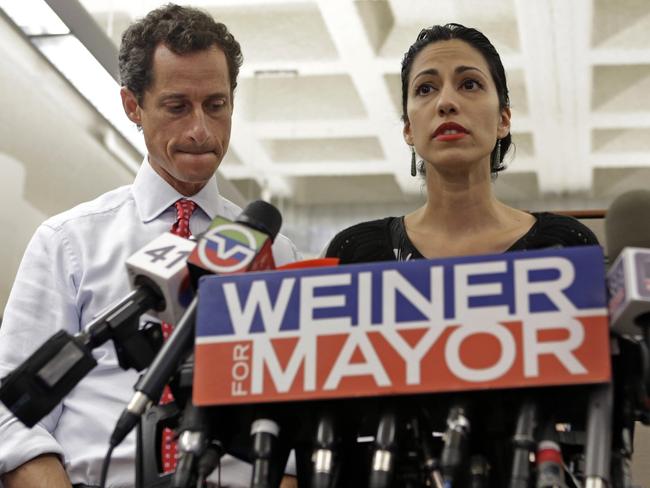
left=187, top=109, right=210, bottom=144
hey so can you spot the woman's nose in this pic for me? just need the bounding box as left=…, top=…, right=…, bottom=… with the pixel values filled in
left=436, top=85, right=459, bottom=116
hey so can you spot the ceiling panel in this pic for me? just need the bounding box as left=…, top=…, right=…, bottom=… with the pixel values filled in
left=21, top=0, right=650, bottom=207
left=264, top=136, right=384, bottom=163
left=238, top=74, right=366, bottom=121
left=592, top=65, right=650, bottom=112
left=205, top=3, right=339, bottom=62
left=592, top=0, right=650, bottom=48
left=291, top=173, right=418, bottom=205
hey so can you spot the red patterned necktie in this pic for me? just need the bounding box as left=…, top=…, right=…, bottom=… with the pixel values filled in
left=161, top=198, right=197, bottom=473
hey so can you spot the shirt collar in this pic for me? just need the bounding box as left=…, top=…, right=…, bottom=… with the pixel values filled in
left=132, top=157, right=221, bottom=222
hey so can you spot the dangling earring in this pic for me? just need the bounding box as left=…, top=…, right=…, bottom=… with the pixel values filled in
left=410, top=146, right=417, bottom=177
left=492, top=139, right=502, bottom=169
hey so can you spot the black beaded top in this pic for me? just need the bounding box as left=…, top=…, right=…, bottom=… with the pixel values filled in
left=325, top=212, right=599, bottom=264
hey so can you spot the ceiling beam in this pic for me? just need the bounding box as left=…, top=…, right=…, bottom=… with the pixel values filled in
left=44, top=0, right=119, bottom=80
left=315, top=0, right=410, bottom=190
left=591, top=112, right=650, bottom=129
left=229, top=116, right=292, bottom=197
left=514, top=0, right=593, bottom=192
left=590, top=48, right=650, bottom=65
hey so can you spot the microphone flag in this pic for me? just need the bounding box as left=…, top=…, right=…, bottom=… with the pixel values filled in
left=125, top=232, right=196, bottom=324
left=193, top=245, right=610, bottom=406
left=186, top=215, right=275, bottom=280
left=607, top=247, right=650, bottom=335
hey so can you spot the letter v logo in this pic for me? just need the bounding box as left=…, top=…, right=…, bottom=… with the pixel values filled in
left=198, top=224, right=257, bottom=273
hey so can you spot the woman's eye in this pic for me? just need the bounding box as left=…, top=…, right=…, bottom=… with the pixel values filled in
left=416, top=84, right=434, bottom=96
left=461, top=79, right=482, bottom=90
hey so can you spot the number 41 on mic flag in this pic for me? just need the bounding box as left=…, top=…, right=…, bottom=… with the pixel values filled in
left=193, top=246, right=611, bottom=405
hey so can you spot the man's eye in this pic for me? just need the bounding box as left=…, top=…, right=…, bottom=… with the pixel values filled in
left=208, top=100, right=226, bottom=111
left=167, top=104, right=185, bottom=113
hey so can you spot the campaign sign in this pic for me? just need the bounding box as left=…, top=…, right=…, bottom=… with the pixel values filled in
left=193, top=246, right=610, bottom=406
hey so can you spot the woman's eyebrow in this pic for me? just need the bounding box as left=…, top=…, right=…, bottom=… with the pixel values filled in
left=456, top=65, right=487, bottom=77
left=412, top=65, right=487, bottom=85
left=411, top=68, right=439, bottom=84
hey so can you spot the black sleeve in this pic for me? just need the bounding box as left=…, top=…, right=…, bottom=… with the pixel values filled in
left=325, top=218, right=396, bottom=264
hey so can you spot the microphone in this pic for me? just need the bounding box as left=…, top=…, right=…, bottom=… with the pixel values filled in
left=469, top=455, right=490, bottom=488
left=186, top=199, right=280, bottom=283
left=311, top=414, right=338, bottom=488
left=509, top=400, right=538, bottom=488
left=602, top=191, right=648, bottom=485
left=250, top=417, right=281, bottom=488
left=0, top=232, right=196, bottom=427
left=440, top=402, right=471, bottom=486
left=173, top=201, right=284, bottom=487
left=605, top=189, right=650, bottom=337
left=605, top=189, right=650, bottom=265
left=369, top=411, right=399, bottom=488
left=535, top=437, right=566, bottom=488
left=124, top=232, right=198, bottom=324
left=605, top=190, right=650, bottom=417
left=109, top=201, right=282, bottom=449
left=416, top=411, right=443, bottom=487
left=172, top=396, right=210, bottom=488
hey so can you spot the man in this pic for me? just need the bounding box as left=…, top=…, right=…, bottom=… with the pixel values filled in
left=0, top=5, right=299, bottom=487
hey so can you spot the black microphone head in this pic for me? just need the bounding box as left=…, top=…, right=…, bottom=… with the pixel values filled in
left=605, top=190, right=650, bottom=263
left=236, top=200, right=282, bottom=240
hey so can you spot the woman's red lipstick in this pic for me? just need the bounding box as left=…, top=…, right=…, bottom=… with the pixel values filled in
left=433, top=122, right=468, bottom=141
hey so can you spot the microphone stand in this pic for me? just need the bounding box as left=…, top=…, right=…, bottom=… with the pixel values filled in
left=415, top=410, right=444, bottom=488
left=584, top=382, right=613, bottom=488
left=440, top=402, right=471, bottom=486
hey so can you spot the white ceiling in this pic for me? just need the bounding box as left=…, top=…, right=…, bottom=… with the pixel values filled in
left=71, top=0, right=650, bottom=206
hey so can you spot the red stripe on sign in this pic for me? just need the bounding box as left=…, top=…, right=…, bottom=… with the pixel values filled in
left=193, top=315, right=610, bottom=406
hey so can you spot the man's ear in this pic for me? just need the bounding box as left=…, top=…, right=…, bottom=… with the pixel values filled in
left=120, top=87, right=142, bottom=126
left=497, top=106, right=511, bottom=139
left=403, top=119, right=413, bottom=146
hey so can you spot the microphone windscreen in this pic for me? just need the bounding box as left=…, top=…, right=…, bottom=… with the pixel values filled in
left=605, top=189, right=650, bottom=262
left=236, top=200, right=282, bottom=240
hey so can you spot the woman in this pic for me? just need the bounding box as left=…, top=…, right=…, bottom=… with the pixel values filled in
left=326, top=23, right=597, bottom=263
left=323, top=23, right=600, bottom=487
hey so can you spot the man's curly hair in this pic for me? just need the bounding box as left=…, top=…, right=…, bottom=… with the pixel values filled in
left=119, top=3, right=243, bottom=104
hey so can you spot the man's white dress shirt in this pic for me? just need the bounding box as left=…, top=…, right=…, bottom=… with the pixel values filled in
left=0, top=160, right=299, bottom=487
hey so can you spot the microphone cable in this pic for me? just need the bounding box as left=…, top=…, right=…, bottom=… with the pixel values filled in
left=99, top=443, right=115, bottom=488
